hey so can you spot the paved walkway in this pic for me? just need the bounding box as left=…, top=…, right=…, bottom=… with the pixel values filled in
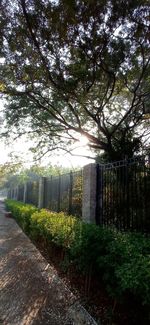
left=0, top=201, right=97, bottom=325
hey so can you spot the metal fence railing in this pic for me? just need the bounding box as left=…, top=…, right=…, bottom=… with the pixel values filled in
left=26, top=181, right=39, bottom=207
left=96, top=156, right=150, bottom=232
left=44, top=170, right=83, bottom=217
left=8, top=170, right=83, bottom=218
left=17, top=184, right=24, bottom=201
left=7, top=155, right=150, bottom=232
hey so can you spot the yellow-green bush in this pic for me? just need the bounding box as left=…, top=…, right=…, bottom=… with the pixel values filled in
left=30, top=209, right=80, bottom=248
left=5, top=199, right=38, bottom=232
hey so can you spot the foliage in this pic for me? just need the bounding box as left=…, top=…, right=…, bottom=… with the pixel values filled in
left=1, top=0, right=150, bottom=161
left=5, top=163, right=72, bottom=190
left=0, top=161, right=22, bottom=188
left=6, top=199, right=150, bottom=309
left=30, top=209, right=79, bottom=248
left=21, top=164, right=72, bottom=179
left=5, top=199, right=38, bottom=232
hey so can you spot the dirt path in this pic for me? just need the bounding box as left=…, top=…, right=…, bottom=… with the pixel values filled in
left=0, top=201, right=97, bottom=325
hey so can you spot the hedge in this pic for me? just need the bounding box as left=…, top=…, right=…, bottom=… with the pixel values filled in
left=5, top=199, right=38, bottom=233
left=5, top=199, right=150, bottom=309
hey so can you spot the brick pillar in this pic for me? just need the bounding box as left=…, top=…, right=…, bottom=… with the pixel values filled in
left=38, top=177, right=46, bottom=209
left=82, top=163, right=97, bottom=223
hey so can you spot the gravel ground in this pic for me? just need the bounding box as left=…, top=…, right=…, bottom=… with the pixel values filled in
left=0, top=201, right=97, bottom=325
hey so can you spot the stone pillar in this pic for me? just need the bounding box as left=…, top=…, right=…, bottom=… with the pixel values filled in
left=23, top=183, right=28, bottom=203
left=82, top=163, right=97, bottom=223
left=38, top=177, right=46, bottom=209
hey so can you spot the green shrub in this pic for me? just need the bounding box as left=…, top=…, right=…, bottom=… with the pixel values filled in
left=115, top=255, right=150, bottom=305
left=96, top=232, right=150, bottom=302
left=5, top=199, right=38, bottom=232
left=5, top=199, right=150, bottom=308
left=30, top=209, right=80, bottom=248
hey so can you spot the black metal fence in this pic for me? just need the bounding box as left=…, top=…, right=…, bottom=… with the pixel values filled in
left=7, top=156, right=150, bottom=232
left=8, top=170, right=83, bottom=218
left=17, top=184, right=24, bottom=201
left=26, top=181, right=39, bottom=207
left=96, top=156, right=150, bottom=232
left=8, top=181, right=40, bottom=206
left=44, top=170, right=83, bottom=217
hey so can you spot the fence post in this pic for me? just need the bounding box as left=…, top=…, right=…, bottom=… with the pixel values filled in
left=23, top=183, right=28, bottom=203
left=57, top=174, right=61, bottom=212
left=16, top=186, right=19, bottom=201
left=7, top=189, right=11, bottom=199
left=82, top=163, right=97, bottom=223
left=12, top=188, right=15, bottom=199
left=11, top=188, right=13, bottom=199
left=69, top=171, right=73, bottom=214
left=14, top=188, right=16, bottom=199
left=16, top=186, right=18, bottom=200
left=38, top=177, right=46, bottom=209
left=9, top=189, right=11, bottom=199
left=95, top=165, right=103, bottom=225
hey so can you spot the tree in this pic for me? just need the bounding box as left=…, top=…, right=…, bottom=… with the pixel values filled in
left=0, top=0, right=150, bottom=161
left=0, top=161, right=22, bottom=188
left=4, top=162, right=72, bottom=189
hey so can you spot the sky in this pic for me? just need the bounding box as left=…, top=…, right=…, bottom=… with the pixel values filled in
left=0, top=99, right=94, bottom=169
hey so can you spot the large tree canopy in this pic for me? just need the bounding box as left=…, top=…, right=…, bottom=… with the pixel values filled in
left=0, top=0, right=150, bottom=161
